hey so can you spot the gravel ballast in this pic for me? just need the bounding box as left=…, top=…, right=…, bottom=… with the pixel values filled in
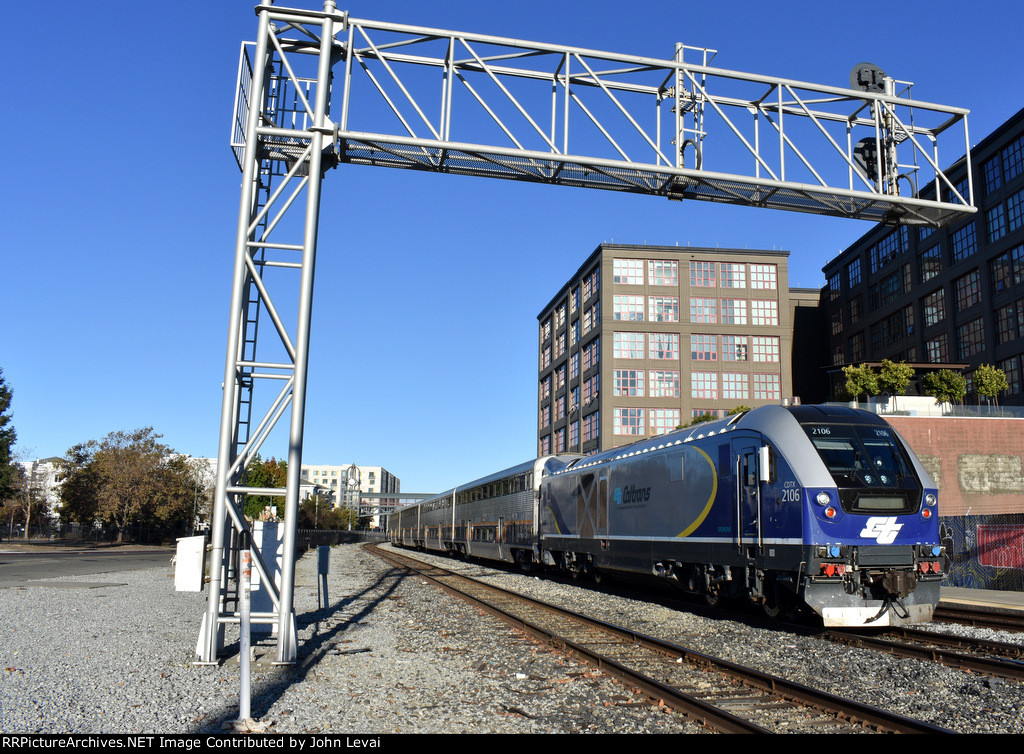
left=2, top=542, right=1023, bottom=735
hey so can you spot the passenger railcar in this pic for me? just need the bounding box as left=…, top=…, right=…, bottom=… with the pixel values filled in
left=388, top=404, right=946, bottom=627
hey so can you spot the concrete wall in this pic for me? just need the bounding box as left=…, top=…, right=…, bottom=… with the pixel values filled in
left=886, top=416, right=1024, bottom=517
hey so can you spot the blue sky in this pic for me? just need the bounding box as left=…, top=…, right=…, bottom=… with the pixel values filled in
left=3, top=1, right=1022, bottom=494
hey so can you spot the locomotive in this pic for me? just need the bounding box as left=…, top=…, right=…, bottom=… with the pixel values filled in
left=388, top=404, right=946, bottom=627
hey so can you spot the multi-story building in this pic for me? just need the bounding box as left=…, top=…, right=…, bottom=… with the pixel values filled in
left=536, top=243, right=826, bottom=455
left=822, top=106, right=1024, bottom=402
left=300, top=463, right=400, bottom=524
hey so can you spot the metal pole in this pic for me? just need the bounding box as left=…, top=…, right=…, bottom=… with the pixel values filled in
left=274, top=0, right=337, bottom=664
left=200, top=0, right=277, bottom=665
left=238, top=532, right=252, bottom=721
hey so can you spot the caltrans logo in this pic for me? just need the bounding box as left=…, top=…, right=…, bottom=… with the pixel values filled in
left=859, top=517, right=903, bottom=544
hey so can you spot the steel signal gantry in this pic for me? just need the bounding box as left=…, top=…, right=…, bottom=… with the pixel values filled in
left=199, top=0, right=975, bottom=664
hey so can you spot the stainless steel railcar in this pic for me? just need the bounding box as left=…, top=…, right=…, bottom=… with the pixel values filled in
left=389, top=455, right=581, bottom=566
left=388, top=404, right=946, bottom=628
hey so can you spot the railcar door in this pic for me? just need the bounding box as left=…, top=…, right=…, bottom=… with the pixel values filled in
left=735, top=440, right=763, bottom=553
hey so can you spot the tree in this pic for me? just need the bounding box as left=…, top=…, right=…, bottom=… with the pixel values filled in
left=58, top=428, right=206, bottom=542
left=0, top=369, right=17, bottom=504
left=842, top=363, right=878, bottom=403
left=3, top=464, right=49, bottom=539
left=57, top=441, right=102, bottom=527
left=922, top=369, right=967, bottom=406
left=974, top=364, right=1009, bottom=407
left=878, top=359, right=915, bottom=412
left=243, top=455, right=288, bottom=520
left=91, top=428, right=174, bottom=542
left=684, top=412, right=718, bottom=427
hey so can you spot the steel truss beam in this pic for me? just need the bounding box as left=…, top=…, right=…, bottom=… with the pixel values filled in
left=201, top=0, right=975, bottom=663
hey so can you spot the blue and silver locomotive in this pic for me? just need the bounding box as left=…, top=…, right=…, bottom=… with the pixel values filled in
left=388, top=404, right=945, bottom=627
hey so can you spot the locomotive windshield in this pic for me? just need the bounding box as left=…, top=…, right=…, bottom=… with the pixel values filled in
left=801, top=422, right=921, bottom=513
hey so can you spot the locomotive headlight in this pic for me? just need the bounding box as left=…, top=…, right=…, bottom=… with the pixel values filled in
left=924, top=493, right=937, bottom=507
left=816, top=492, right=830, bottom=506
left=828, top=545, right=841, bottom=558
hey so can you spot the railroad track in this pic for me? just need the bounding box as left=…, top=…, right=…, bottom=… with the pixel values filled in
left=367, top=543, right=950, bottom=734
left=822, top=627, right=1024, bottom=682
left=934, top=604, right=1024, bottom=633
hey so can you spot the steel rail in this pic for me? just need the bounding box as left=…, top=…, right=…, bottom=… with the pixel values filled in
left=823, top=629, right=1024, bottom=682
left=368, top=544, right=951, bottom=734
left=933, top=604, right=1024, bottom=634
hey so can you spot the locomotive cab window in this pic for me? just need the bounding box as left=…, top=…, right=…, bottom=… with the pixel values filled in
left=801, top=422, right=920, bottom=513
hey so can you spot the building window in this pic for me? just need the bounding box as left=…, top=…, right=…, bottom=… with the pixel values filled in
left=925, top=334, right=948, bottom=363
left=749, top=264, right=778, bottom=289
left=984, top=154, right=1003, bottom=194
left=988, top=204, right=1007, bottom=243
left=991, top=252, right=1013, bottom=294
left=613, top=369, right=645, bottom=396
left=613, top=258, right=644, bottom=284
left=722, top=372, right=749, bottom=400
left=1005, top=134, right=1024, bottom=182
left=753, top=373, right=781, bottom=400
left=1014, top=244, right=1024, bottom=285
left=582, top=374, right=599, bottom=404
left=691, top=372, right=718, bottom=399
left=613, top=332, right=644, bottom=359
left=582, top=269, right=600, bottom=301
left=648, top=259, right=678, bottom=286
left=539, top=376, right=551, bottom=401
left=722, top=335, right=748, bottom=361
left=570, top=352, right=579, bottom=379
left=720, top=263, right=746, bottom=288
left=999, top=356, right=1021, bottom=395
left=922, top=289, right=945, bottom=327
left=649, top=409, right=681, bottom=435
left=650, top=332, right=680, bottom=360
left=751, top=336, right=780, bottom=362
left=582, top=412, right=599, bottom=443
left=569, top=420, right=579, bottom=448
left=956, top=318, right=985, bottom=360
left=554, top=395, right=565, bottom=421
left=870, top=229, right=904, bottom=273
left=954, top=269, right=982, bottom=312
left=690, top=297, right=717, bottom=323
left=1008, top=188, right=1024, bottom=233
left=849, top=332, right=865, bottom=362
left=582, top=339, right=600, bottom=372
left=690, top=261, right=716, bottom=287
left=950, top=222, right=977, bottom=263
left=649, top=370, right=680, bottom=397
left=919, top=245, right=942, bottom=283
left=720, top=298, right=747, bottom=325
left=613, top=294, right=645, bottom=321
left=539, top=404, right=550, bottom=428
left=849, top=295, right=862, bottom=325
left=995, top=305, right=1016, bottom=345
left=750, top=299, right=779, bottom=326
left=539, top=435, right=550, bottom=455
left=648, top=295, right=679, bottom=322
left=613, top=408, right=645, bottom=436
left=847, top=258, right=862, bottom=288
left=691, top=334, right=718, bottom=361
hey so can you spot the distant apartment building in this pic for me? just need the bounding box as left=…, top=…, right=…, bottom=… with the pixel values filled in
left=537, top=243, right=826, bottom=455
left=822, top=106, right=1024, bottom=403
left=300, top=463, right=400, bottom=523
